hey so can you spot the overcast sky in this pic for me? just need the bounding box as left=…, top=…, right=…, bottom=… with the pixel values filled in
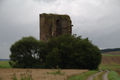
left=0, top=0, right=120, bottom=59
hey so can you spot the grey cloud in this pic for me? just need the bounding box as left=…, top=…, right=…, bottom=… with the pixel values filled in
left=34, top=0, right=56, bottom=3
left=0, top=0, right=120, bottom=58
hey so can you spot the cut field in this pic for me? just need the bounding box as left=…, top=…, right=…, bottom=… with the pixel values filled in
left=0, top=61, right=88, bottom=80
left=0, top=69, right=88, bottom=80
left=100, top=51, right=120, bottom=76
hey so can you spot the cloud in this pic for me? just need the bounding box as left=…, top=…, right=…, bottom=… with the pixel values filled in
left=0, top=0, right=120, bottom=58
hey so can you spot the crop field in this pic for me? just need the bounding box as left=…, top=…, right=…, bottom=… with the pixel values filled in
left=0, top=68, right=88, bottom=80
left=0, top=51, right=120, bottom=80
left=0, top=61, right=89, bottom=80
left=100, top=51, right=120, bottom=76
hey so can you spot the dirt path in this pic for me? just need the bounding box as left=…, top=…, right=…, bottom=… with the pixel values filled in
left=86, top=70, right=103, bottom=80
left=102, top=70, right=110, bottom=80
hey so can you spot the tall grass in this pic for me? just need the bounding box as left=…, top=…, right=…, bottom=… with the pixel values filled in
left=108, top=71, right=120, bottom=80
left=46, top=69, right=65, bottom=75
left=12, top=70, right=33, bottom=80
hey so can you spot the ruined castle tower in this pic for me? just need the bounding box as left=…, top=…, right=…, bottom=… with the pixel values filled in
left=39, top=13, right=73, bottom=42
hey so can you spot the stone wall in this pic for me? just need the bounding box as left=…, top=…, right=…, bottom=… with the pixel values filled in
left=39, top=13, right=72, bottom=42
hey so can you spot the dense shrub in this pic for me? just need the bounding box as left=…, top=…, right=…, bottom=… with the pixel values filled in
left=44, top=33, right=102, bottom=70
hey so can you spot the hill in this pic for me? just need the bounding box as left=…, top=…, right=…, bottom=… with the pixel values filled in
left=100, top=48, right=120, bottom=53
left=100, top=51, right=120, bottom=76
left=0, top=59, right=10, bottom=61
left=102, top=51, right=120, bottom=56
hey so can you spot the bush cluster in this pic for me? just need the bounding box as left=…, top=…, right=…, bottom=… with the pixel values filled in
left=9, top=34, right=102, bottom=70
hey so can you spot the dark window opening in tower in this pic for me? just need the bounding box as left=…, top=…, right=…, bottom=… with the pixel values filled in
left=56, top=19, right=61, bottom=36
left=56, top=19, right=59, bottom=24
left=49, top=23, right=52, bottom=39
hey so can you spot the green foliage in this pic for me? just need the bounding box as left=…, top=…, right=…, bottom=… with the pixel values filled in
left=13, top=73, right=18, bottom=80
left=9, top=36, right=46, bottom=68
left=108, top=71, right=120, bottom=80
left=47, top=69, right=65, bottom=75
left=20, top=70, right=33, bottom=80
left=0, top=77, right=2, bottom=80
left=44, top=33, right=102, bottom=69
left=12, top=70, right=33, bottom=80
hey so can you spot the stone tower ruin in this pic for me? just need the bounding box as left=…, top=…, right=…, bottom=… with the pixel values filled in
left=39, top=13, right=73, bottom=42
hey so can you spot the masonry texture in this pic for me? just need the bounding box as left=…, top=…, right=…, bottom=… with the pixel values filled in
left=40, top=13, right=73, bottom=42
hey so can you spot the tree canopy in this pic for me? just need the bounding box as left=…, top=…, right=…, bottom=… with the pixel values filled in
left=9, top=36, right=45, bottom=68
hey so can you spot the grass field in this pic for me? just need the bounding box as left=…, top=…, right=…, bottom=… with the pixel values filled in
left=0, top=61, right=11, bottom=68
left=108, top=71, right=120, bottom=80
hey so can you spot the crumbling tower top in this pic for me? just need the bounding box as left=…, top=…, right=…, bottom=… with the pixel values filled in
left=39, top=13, right=73, bottom=42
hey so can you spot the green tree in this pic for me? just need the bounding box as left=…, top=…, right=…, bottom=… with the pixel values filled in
left=9, top=36, right=45, bottom=68
left=44, top=33, right=102, bottom=70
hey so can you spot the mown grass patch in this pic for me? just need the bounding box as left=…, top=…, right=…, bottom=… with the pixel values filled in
left=68, top=70, right=99, bottom=80
left=108, top=71, right=120, bottom=80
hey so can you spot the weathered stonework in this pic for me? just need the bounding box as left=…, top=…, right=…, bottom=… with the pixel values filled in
left=39, top=13, right=73, bottom=42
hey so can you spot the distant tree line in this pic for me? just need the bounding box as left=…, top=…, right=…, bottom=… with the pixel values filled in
left=0, top=59, right=10, bottom=61
left=9, top=34, right=102, bottom=70
left=100, top=48, right=120, bottom=53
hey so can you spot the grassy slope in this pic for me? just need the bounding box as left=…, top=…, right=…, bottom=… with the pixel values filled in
left=108, top=71, right=120, bottom=80
left=0, top=61, right=11, bottom=68
left=68, top=70, right=99, bottom=80
left=100, top=51, right=120, bottom=79
left=100, top=56, right=120, bottom=76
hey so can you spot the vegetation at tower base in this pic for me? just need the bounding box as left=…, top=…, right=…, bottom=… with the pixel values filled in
left=9, top=36, right=46, bottom=68
left=43, top=33, right=102, bottom=70
left=9, top=34, right=101, bottom=70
